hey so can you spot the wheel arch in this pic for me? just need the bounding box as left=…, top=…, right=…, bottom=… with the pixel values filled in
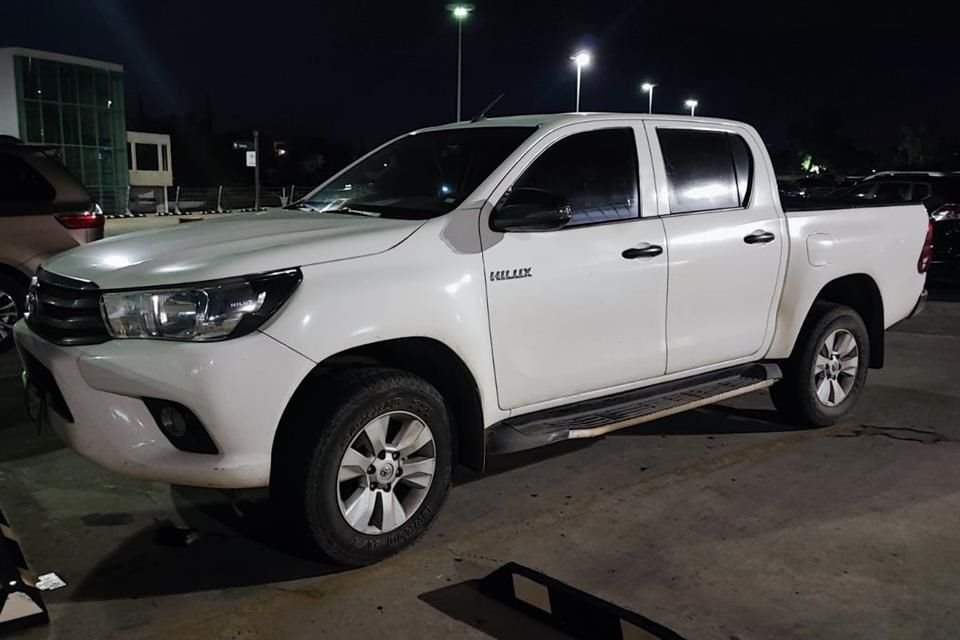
left=0, top=262, right=30, bottom=287
left=272, top=337, right=486, bottom=476
left=803, top=273, right=884, bottom=368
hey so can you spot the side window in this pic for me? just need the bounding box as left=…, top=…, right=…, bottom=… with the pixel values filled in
left=0, top=153, right=55, bottom=204
left=911, top=182, right=931, bottom=202
left=729, top=134, right=753, bottom=206
left=509, top=128, right=639, bottom=227
left=135, top=143, right=159, bottom=171
left=874, top=182, right=911, bottom=203
left=657, top=129, right=753, bottom=214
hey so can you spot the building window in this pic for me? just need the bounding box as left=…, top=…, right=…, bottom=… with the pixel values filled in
left=135, top=143, right=160, bottom=171
left=15, top=55, right=128, bottom=213
left=161, top=144, right=168, bottom=171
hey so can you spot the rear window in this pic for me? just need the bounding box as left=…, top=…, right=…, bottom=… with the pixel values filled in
left=0, top=152, right=55, bottom=204
left=657, top=129, right=753, bottom=214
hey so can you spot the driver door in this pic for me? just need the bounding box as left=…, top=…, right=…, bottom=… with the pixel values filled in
left=480, top=123, right=668, bottom=411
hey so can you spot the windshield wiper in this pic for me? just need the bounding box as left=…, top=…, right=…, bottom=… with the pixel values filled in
left=291, top=203, right=380, bottom=217
left=322, top=206, right=381, bottom=218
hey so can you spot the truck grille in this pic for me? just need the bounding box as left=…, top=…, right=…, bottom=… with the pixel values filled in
left=26, top=269, right=109, bottom=346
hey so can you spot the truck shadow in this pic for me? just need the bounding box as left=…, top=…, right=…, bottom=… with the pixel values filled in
left=69, top=486, right=346, bottom=601
left=70, top=403, right=809, bottom=601
left=466, top=403, right=808, bottom=484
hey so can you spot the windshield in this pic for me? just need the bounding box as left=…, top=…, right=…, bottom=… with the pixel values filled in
left=297, top=127, right=534, bottom=220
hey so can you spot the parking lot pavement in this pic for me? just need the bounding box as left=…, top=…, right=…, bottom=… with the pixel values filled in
left=1, top=295, right=959, bottom=640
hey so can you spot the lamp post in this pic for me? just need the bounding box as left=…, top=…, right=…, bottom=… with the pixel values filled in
left=641, top=82, right=656, bottom=113
left=571, top=50, right=592, bottom=112
left=684, top=99, right=698, bottom=116
left=447, top=4, right=474, bottom=121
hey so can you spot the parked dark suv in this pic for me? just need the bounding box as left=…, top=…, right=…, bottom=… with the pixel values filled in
left=0, top=140, right=104, bottom=351
left=834, top=172, right=960, bottom=282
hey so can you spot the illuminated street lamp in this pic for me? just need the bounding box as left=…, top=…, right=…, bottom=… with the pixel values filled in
left=684, top=99, right=698, bottom=116
left=641, top=82, right=656, bottom=113
left=447, top=4, right=474, bottom=121
left=571, top=50, right=592, bottom=112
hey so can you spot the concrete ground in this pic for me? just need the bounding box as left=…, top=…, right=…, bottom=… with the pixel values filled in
left=1, top=291, right=959, bottom=639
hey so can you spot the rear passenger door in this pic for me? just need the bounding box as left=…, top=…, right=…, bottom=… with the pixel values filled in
left=646, top=122, right=785, bottom=374
left=481, top=123, right=668, bottom=410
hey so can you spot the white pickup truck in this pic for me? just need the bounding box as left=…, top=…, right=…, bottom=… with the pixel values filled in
left=14, top=113, right=930, bottom=565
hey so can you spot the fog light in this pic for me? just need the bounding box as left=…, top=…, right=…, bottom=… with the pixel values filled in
left=159, top=406, right=188, bottom=438
left=142, top=398, right=219, bottom=455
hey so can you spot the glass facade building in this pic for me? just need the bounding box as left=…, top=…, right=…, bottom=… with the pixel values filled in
left=12, top=53, right=128, bottom=213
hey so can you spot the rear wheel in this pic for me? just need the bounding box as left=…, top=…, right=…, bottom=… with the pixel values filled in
left=274, top=368, right=453, bottom=566
left=771, top=302, right=869, bottom=426
left=0, top=273, right=26, bottom=353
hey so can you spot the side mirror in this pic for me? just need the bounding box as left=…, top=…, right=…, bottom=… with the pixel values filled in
left=491, top=187, right=573, bottom=232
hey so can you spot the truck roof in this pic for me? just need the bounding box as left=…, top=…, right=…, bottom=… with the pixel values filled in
left=415, top=112, right=752, bottom=134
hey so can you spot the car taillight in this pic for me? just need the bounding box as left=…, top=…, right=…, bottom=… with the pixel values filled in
left=918, top=220, right=935, bottom=274
left=56, top=207, right=104, bottom=230
left=931, top=203, right=960, bottom=222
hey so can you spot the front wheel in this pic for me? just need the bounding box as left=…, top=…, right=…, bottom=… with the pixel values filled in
left=275, top=368, right=453, bottom=566
left=0, top=273, right=26, bottom=353
left=771, top=302, right=870, bottom=427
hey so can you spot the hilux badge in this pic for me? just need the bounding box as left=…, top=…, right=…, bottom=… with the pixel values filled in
left=489, top=268, right=532, bottom=282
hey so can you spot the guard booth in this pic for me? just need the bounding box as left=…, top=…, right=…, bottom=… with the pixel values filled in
left=127, top=130, right=173, bottom=213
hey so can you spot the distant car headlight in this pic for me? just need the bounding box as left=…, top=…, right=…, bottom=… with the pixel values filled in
left=100, top=269, right=301, bottom=341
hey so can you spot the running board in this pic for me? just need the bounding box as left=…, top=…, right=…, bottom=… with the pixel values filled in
left=486, top=363, right=781, bottom=456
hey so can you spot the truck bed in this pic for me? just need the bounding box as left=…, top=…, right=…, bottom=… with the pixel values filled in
left=780, top=196, right=910, bottom=212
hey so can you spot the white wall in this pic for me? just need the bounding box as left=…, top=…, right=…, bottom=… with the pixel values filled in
left=0, top=49, right=19, bottom=138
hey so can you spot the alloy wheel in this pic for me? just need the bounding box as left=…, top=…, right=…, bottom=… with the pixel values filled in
left=336, top=411, right=437, bottom=535
left=812, top=328, right=859, bottom=407
left=0, top=290, right=18, bottom=343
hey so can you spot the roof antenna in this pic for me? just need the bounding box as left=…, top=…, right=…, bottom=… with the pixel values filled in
left=471, top=93, right=505, bottom=122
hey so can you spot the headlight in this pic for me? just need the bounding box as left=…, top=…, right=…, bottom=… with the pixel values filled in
left=100, top=269, right=301, bottom=341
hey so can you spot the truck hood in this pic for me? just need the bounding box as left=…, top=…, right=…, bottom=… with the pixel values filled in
left=42, top=209, right=424, bottom=289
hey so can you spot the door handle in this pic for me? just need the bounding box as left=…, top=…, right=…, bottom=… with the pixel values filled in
left=744, top=230, right=776, bottom=245
left=622, top=243, right=663, bottom=259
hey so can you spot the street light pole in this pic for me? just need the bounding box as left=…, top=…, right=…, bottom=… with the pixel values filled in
left=642, top=82, right=656, bottom=113
left=457, top=18, right=463, bottom=120
left=685, top=99, right=698, bottom=117
left=575, top=65, right=582, bottom=112
left=253, top=129, right=260, bottom=210
left=571, top=50, right=592, bottom=112
left=447, top=4, right=474, bottom=121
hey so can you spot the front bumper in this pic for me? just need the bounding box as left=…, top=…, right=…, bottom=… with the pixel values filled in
left=13, top=321, right=314, bottom=488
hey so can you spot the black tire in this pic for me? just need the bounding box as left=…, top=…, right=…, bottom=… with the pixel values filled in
left=274, top=367, right=453, bottom=567
left=771, top=302, right=870, bottom=427
left=0, top=273, right=26, bottom=353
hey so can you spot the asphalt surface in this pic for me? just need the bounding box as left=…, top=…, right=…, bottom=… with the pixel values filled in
left=1, top=289, right=958, bottom=639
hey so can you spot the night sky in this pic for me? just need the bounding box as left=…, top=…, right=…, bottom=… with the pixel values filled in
left=4, top=0, right=959, bottom=153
